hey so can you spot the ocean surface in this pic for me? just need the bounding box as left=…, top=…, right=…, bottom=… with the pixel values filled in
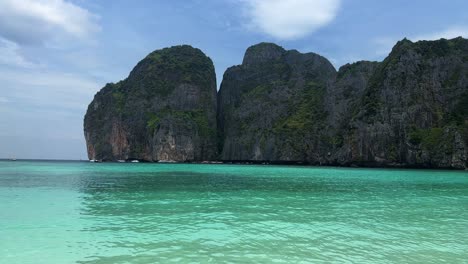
left=0, top=160, right=467, bottom=263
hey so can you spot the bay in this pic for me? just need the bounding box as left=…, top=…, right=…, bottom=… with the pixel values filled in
left=1, top=160, right=467, bottom=263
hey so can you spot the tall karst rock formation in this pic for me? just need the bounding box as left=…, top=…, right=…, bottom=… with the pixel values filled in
left=84, top=45, right=218, bottom=161
left=337, top=38, right=468, bottom=168
left=218, top=38, right=468, bottom=169
left=84, top=38, right=468, bottom=169
left=217, top=43, right=337, bottom=162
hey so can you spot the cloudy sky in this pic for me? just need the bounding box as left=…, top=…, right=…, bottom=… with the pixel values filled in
left=0, top=0, right=467, bottom=160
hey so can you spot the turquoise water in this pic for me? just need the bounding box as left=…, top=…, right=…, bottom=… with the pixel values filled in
left=0, top=161, right=467, bottom=263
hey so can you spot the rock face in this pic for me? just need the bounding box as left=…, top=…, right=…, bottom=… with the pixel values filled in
left=84, top=38, right=468, bottom=169
left=218, top=38, right=468, bottom=169
left=84, top=45, right=218, bottom=161
left=336, top=38, right=468, bottom=169
left=217, top=43, right=336, bottom=162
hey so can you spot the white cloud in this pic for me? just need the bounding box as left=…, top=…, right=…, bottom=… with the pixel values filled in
left=0, top=1, right=102, bottom=160
left=412, top=27, right=468, bottom=42
left=0, top=37, right=40, bottom=68
left=0, top=69, right=101, bottom=159
left=0, top=0, right=100, bottom=45
left=241, top=0, right=341, bottom=40
left=0, top=69, right=101, bottom=110
left=373, top=26, right=468, bottom=57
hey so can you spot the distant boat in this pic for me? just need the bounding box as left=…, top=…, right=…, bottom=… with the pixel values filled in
left=89, top=159, right=96, bottom=162
left=200, top=161, right=222, bottom=164
left=9, top=156, right=17, bottom=161
left=117, top=160, right=126, bottom=163
left=131, top=160, right=139, bottom=163
left=158, top=160, right=176, bottom=163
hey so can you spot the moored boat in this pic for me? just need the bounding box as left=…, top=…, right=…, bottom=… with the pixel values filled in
left=158, top=160, right=176, bottom=163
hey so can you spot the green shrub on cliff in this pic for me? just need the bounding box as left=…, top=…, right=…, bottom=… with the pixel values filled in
left=274, top=82, right=326, bottom=134
left=409, top=127, right=452, bottom=154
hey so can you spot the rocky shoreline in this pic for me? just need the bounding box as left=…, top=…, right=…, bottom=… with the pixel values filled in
left=88, top=159, right=468, bottom=170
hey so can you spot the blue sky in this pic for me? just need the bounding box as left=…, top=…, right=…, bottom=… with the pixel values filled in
left=1, top=0, right=467, bottom=160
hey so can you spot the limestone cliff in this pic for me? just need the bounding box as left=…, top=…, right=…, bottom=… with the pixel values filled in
left=84, top=45, right=217, bottom=161
left=336, top=38, right=468, bottom=169
left=84, top=38, right=468, bottom=169
left=217, top=43, right=336, bottom=162
left=218, top=38, right=468, bottom=169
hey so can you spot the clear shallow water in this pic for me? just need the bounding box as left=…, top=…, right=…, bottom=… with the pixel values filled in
left=0, top=161, right=467, bottom=263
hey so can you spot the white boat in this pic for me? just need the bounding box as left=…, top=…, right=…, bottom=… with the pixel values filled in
left=158, top=160, right=176, bottom=163
left=131, top=160, right=139, bottom=163
left=89, top=159, right=96, bottom=163
left=117, top=160, right=126, bottom=163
